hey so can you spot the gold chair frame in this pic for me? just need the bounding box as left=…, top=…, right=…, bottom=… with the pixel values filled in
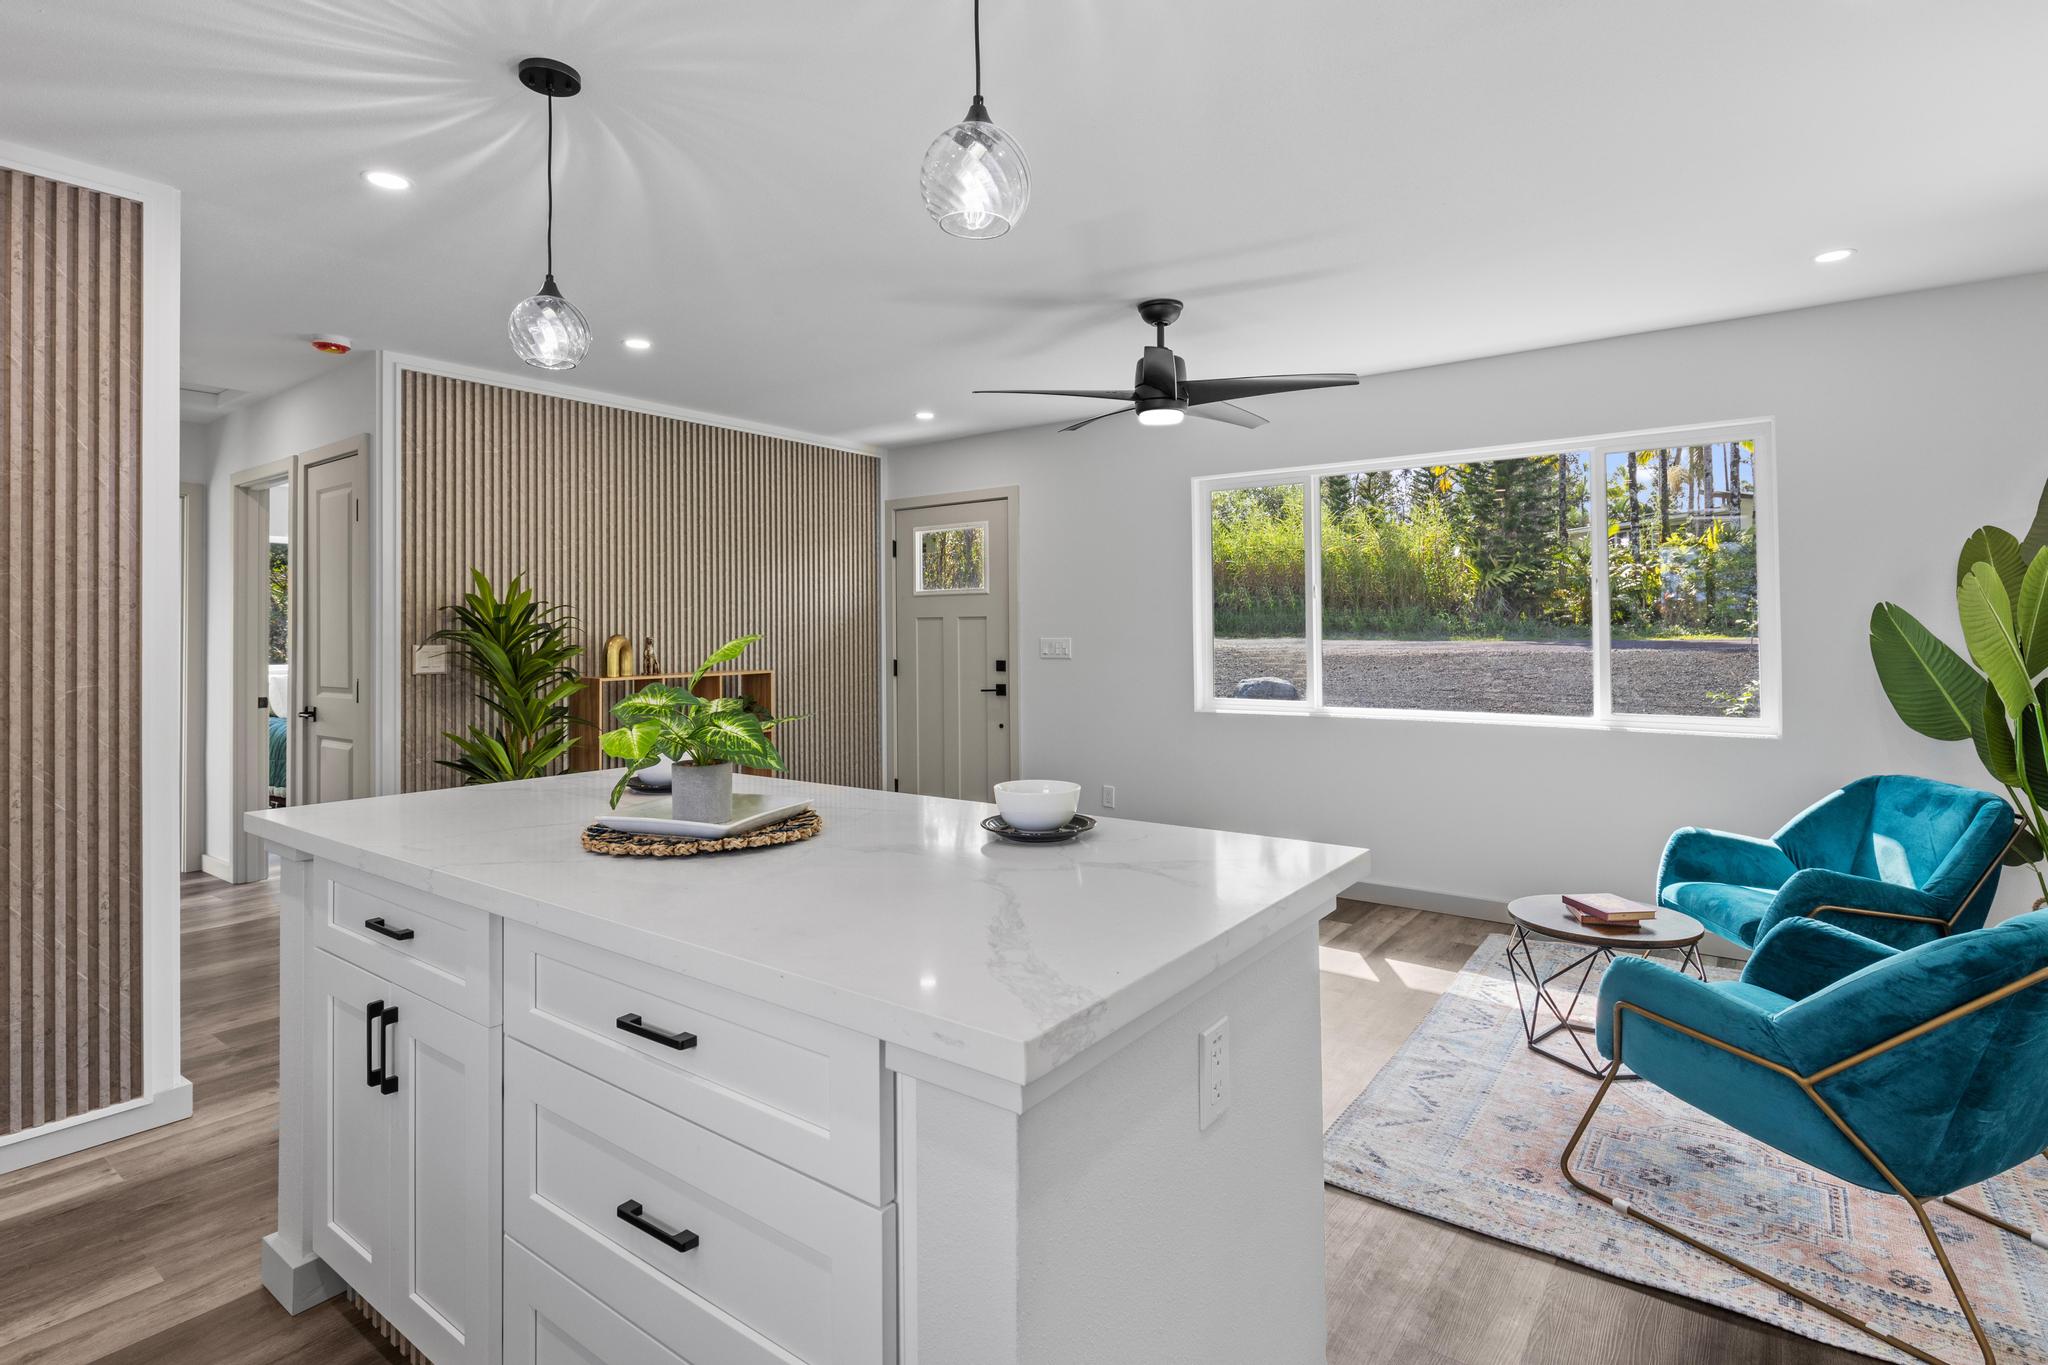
left=1560, top=958, right=2048, bottom=1365
left=1803, top=815, right=2023, bottom=938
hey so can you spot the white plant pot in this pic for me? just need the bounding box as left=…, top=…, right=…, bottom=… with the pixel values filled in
left=670, top=760, right=734, bottom=824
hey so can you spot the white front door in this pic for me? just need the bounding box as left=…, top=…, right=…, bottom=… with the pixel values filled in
left=297, top=449, right=371, bottom=804
left=891, top=498, right=1012, bottom=800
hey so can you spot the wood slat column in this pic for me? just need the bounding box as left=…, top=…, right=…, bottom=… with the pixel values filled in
left=0, top=168, right=145, bottom=1136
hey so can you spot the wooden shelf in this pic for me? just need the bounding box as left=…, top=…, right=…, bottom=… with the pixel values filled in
left=567, top=670, right=777, bottom=776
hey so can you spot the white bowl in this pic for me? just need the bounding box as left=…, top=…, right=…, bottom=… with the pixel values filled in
left=993, top=779, right=1081, bottom=831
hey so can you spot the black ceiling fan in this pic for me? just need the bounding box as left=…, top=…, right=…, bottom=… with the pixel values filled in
left=974, top=298, right=1358, bottom=431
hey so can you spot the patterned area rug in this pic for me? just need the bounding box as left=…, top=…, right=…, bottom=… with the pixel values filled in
left=1324, top=934, right=2048, bottom=1363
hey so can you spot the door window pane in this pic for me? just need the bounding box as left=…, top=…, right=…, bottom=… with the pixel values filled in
left=916, top=522, right=988, bottom=594
left=1604, top=441, right=1761, bottom=717
left=1210, top=483, right=1307, bottom=700
left=1319, top=455, right=1592, bottom=714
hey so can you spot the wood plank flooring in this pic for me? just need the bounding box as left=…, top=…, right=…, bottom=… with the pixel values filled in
left=0, top=874, right=1858, bottom=1363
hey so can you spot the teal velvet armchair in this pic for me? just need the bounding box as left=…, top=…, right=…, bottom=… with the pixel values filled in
left=1657, top=775, right=2018, bottom=949
left=1564, top=912, right=2048, bottom=1364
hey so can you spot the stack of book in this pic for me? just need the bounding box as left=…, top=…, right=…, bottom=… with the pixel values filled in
left=1562, top=892, right=1658, bottom=929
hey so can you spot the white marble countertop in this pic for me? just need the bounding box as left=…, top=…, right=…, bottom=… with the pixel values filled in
left=247, top=774, right=1368, bottom=1088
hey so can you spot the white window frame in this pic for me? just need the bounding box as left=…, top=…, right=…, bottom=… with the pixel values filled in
left=1191, top=418, right=1781, bottom=736
left=911, top=519, right=993, bottom=596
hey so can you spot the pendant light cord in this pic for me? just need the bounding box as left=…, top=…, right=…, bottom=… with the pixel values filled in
left=544, top=93, right=555, bottom=280
left=973, top=0, right=982, bottom=99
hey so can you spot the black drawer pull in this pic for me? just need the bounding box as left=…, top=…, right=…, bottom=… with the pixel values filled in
left=365, top=999, right=386, bottom=1089
left=364, top=917, right=415, bottom=941
left=616, top=1013, right=697, bottom=1050
left=617, top=1200, right=699, bottom=1254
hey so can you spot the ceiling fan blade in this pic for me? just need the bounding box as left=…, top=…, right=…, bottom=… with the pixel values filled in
left=1060, top=407, right=1135, bottom=433
left=1186, top=401, right=1267, bottom=430
left=974, top=388, right=1138, bottom=400
left=1181, top=373, right=1359, bottom=405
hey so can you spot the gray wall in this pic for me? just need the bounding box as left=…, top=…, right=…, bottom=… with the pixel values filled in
left=884, top=272, right=2048, bottom=923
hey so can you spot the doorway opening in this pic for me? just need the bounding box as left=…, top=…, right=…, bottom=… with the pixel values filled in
left=227, top=436, right=370, bottom=882
left=886, top=487, right=1020, bottom=800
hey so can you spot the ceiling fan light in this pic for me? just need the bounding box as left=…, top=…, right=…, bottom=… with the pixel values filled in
left=921, top=108, right=1030, bottom=239
left=509, top=277, right=592, bottom=371
left=1136, top=407, right=1185, bottom=427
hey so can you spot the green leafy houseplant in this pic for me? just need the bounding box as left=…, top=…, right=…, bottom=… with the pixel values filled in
left=432, top=569, right=586, bottom=784
left=599, top=635, right=798, bottom=807
left=1868, top=476, right=2048, bottom=905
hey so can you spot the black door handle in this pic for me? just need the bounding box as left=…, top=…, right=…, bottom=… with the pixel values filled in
left=980, top=683, right=1008, bottom=697
left=380, top=1005, right=399, bottom=1094
left=364, top=917, right=415, bottom=942
left=617, top=1013, right=697, bottom=1051
left=617, top=1200, right=699, bottom=1254
left=298, top=706, right=318, bottom=721
left=366, top=999, right=386, bottom=1089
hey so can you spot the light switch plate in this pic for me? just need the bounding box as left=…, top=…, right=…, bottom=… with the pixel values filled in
left=412, top=643, right=451, bottom=675
left=1038, top=636, right=1073, bottom=660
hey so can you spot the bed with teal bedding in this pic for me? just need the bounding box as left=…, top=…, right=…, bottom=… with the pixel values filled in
left=267, top=713, right=288, bottom=798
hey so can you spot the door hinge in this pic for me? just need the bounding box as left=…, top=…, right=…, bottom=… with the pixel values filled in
left=892, top=778, right=900, bottom=792
left=354, top=498, right=361, bottom=521
left=890, top=539, right=897, bottom=558
left=891, top=658, right=897, bottom=677
left=354, top=679, right=361, bottom=702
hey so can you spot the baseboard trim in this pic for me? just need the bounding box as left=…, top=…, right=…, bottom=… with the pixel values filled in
left=0, top=1079, right=194, bottom=1174
left=1340, top=880, right=1750, bottom=960
left=200, top=852, right=234, bottom=882
left=261, top=1232, right=346, bottom=1314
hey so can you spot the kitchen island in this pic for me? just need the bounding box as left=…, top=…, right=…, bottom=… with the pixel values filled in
left=250, top=772, right=1369, bottom=1365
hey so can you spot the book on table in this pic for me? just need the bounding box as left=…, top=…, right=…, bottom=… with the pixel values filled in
left=1562, top=892, right=1658, bottom=924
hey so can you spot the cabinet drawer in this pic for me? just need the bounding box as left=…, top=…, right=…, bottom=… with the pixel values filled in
left=505, top=1237, right=705, bottom=1365
left=505, top=1041, right=894, bottom=1365
left=313, top=863, right=498, bottom=1023
left=505, top=923, right=887, bottom=1202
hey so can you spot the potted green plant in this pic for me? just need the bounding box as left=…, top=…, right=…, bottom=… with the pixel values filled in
left=599, top=635, right=796, bottom=821
left=432, top=569, right=586, bottom=784
left=1868, top=476, right=2048, bottom=906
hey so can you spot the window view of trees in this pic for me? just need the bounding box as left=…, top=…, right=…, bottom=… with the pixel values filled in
left=1205, top=435, right=1764, bottom=721
left=917, top=524, right=987, bottom=593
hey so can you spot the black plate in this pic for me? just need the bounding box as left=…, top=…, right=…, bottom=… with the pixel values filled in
left=624, top=773, right=666, bottom=793
left=981, top=813, right=1096, bottom=844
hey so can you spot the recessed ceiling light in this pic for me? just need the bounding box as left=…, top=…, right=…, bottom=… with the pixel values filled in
left=622, top=337, right=653, bottom=351
left=1813, top=247, right=1856, bottom=264
left=914, top=410, right=935, bottom=421
left=361, top=170, right=411, bottom=191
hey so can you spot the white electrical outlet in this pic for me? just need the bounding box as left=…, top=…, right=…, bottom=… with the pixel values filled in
left=1199, top=1017, right=1230, bottom=1130
left=1101, top=784, right=1117, bottom=809
left=1039, top=636, right=1074, bottom=660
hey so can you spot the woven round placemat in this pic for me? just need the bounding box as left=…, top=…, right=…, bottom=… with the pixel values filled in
left=581, top=810, right=823, bottom=858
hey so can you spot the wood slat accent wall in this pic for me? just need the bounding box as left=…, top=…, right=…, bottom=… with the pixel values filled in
left=0, top=169, right=145, bottom=1136
left=400, top=372, right=881, bottom=793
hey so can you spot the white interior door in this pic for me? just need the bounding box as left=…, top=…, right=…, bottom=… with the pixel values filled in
left=297, top=449, right=371, bottom=804
left=891, top=498, right=1012, bottom=799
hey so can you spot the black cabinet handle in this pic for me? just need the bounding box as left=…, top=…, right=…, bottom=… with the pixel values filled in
left=380, top=1005, right=399, bottom=1094
left=364, top=917, right=415, bottom=941
left=366, top=999, right=386, bottom=1089
left=617, top=1200, right=699, bottom=1254
left=616, top=1013, right=697, bottom=1051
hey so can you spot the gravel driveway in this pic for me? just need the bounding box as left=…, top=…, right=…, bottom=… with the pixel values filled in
left=1213, top=637, right=1758, bottom=718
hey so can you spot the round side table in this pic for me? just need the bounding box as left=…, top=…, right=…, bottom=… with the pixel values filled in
left=1505, top=894, right=1708, bottom=1079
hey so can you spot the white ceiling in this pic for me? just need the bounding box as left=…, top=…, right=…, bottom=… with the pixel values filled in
left=9, top=1, right=2048, bottom=447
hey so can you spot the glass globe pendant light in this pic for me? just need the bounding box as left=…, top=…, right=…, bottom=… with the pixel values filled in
left=920, top=0, right=1030, bottom=239
left=508, top=57, right=592, bottom=371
